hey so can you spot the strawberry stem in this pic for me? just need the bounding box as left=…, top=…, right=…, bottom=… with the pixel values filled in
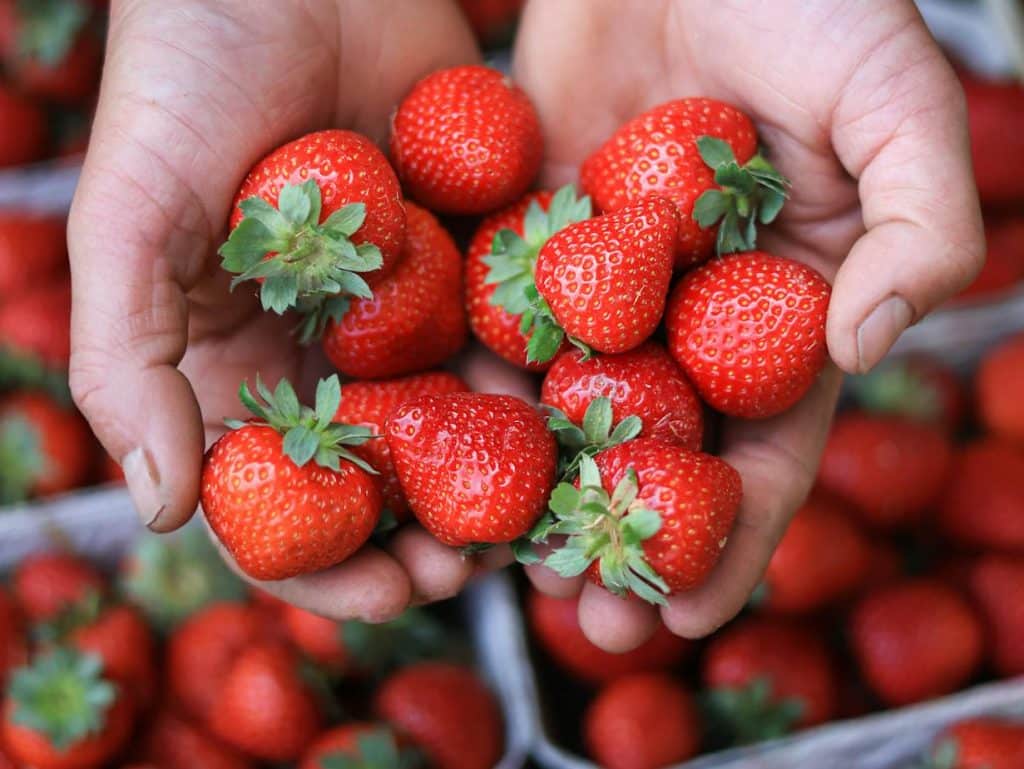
left=320, top=727, right=424, bottom=769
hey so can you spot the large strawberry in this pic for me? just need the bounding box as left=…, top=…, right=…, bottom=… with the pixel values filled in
left=849, top=354, right=966, bottom=433
left=583, top=672, right=701, bottom=769
left=581, top=97, right=789, bottom=267
left=390, top=65, right=542, bottom=215
left=0, top=589, right=26, bottom=687
left=138, top=709, right=252, bottom=769
left=386, top=392, right=556, bottom=547
left=976, top=332, right=1024, bottom=445
left=0, top=213, right=66, bottom=299
left=666, top=251, right=830, bottom=419
left=12, top=551, right=105, bottom=622
left=966, top=555, right=1024, bottom=677
left=0, top=80, right=46, bottom=167
left=220, top=129, right=405, bottom=341
left=536, top=440, right=741, bottom=605
left=930, top=719, right=1024, bottom=769
left=962, top=73, right=1024, bottom=205
left=300, top=723, right=417, bottom=769
left=322, top=202, right=467, bottom=379
left=201, top=375, right=381, bottom=581
left=0, top=278, right=71, bottom=367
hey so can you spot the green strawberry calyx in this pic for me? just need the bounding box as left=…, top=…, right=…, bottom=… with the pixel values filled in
left=850, top=363, right=943, bottom=423
left=219, top=180, right=383, bottom=344
left=692, top=137, right=791, bottom=256
left=7, top=648, right=118, bottom=750
left=320, top=727, right=424, bottom=769
left=33, top=590, right=105, bottom=645
left=228, top=374, right=378, bottom=474
left=546, top=397, right=642, bottom=481
left=0, top=411, right=48, bottom=505
left=341, top=607, right=458, bottom=675
left=14, top=0, right=90, bottom=67
left=701, top=678, right=804, bottom=748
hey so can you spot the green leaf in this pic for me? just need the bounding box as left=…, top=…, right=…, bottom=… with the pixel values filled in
left=314, top=375, right=342, bottom=429
left=278, top=181, right=316, bottom=227
left=581, top=397, right=613, bottom=444
left=608, top=416, right=642, bottom=445
left=697, top=136, right=737, bottom=169
left=693, top=190, right=730, bottom=229
left=578, top=453, right=601, bottom=489
left=260, top=275, right=300, bottom=315
left=609, top=470, right=640, bottom=514
left=759, top=189, right=786, bottom=224
left=548, top=483, right=581, bottom=517
left=526, top=321, right=564, bottom=364
left=283, top=426, right=319, bottom=467
left=715, top=164, right=755, bottom=194
left=322, top=203, right=366, bottom=237
left=511, top=538, right=541, bottom=565
left=622, top=507, right=662, bottom=542
left=273, top=378, right=302, bottom=423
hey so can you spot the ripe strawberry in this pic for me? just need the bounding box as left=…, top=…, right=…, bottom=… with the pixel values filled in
left=966, top=555, right=1024, bottom=677
left=209, top=642, right=322, bottom=762
left=3, top=648, right=135, bottom=769
left=938, top=439, right=1024, bottom=552
left=220, top=129, right=405, bottom=341
left=850, top=354, right=966, bottom=433
left=375, top=662, right=503, bottom=769
left=957, top=218, right=1024, bottom=301
left=759, top=495, right=871, bottom=614
left=280, top=604, right=350, bottom=674
left=702, top=617, right=838, bottom=738
left=529, top=196, right=677, bottom=360
left=0, top=589, right=26, bottom=687
left=335, top=371, right=469, bottom=521
left=583, top=673, right=701, bottom=769
left=0, top=82, right=46, bottom=167
left=467, top=187, right=589, bottom=370
left=526, top=589, right=690, bottom=684
left=541, top=342, right=704, bottom=451
left=849, top=579, right=983, bottom=707
left=538, top=440, right=741, bottom=604
left=962, top=73, right=1024, bottom=205
left=202, top=375, right=381, bottom=581
left=390, top=65, right=542, bottom=215
left=13, top=551, right=105, bottom=622
left=817, top=412, right=952, bottom=530
left=977, top=332, right=1024, bottom=445
left=0, top=278, right=72, bottom=367
left=0, top=213, right=66, bottom=299
left=300, top=723, right=414, bottom=769
left=666, top=251, right=830, bottom=419
left=322, top=202, right=467, bottom=379
left=138, top=709, right=252, bottom=769
left=386, top=392, right=556, bottom=547
left=581, top=98, right=788, bottom=268
left=456, top=0, right=523, bottom=47
left=930, top=719, right=1024, bottom=769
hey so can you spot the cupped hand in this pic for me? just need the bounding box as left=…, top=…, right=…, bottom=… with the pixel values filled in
left=513, top=0, right=985, bottom=649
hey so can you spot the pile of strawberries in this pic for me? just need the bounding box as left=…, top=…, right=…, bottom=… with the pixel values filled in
left=0, top=530, right=504, bottom=769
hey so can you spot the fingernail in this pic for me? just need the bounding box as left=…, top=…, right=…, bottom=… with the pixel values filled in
left=122, top=447, right=165, bottom=528
left=856, top=295, right=913, bottom=373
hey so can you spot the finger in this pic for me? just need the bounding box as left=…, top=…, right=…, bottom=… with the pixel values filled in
left=387, top=526, right=474, bottom=604
left=578, top=582, right=659, bottom=653
left=455, top=344, right=540, bottom=401
left=661, top=365, right=842, bottom=639
left=523, top=538, right=587, bottom=598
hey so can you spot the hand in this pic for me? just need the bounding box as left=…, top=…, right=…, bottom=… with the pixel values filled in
left=513, top=0, right=985, bottom=650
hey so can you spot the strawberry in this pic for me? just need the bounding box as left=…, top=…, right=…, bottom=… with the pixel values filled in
left=526, top=589, right=691, bottom=684
left=665, top=251, right=830, bottom=419
left=850, top=354, right=966, bottom=433
left=138, top=709, right=252, bottom=769
left=13, top=551, right=105, bottom=622
left=0, top=213, right=66, bottom=299
left=938, top=439, right=1024, bottom=552
left=537, top=440, right=741, bottom=605
left=375, top=662, right=503, bottom=769
left=467, top=187, right=589, bottom=370
left=456, top=0, right=523, bottom=47
left=300, top=723, right=417, bottom=769
left=962, top=73, right=1024, bottom=205
left=541, top=342, right=704, bottom=452
left=201, top=375, right=381, bottom=581
left=322, top=202, right=467, bottom=379
left=702, top=617, right=838, bottom=738
left=335, top=371, right=469, bottom=522
left=957, top=218, right=1024, bottom=301
left=977, top=332, right=1024, bottom=445
left=0, top=81, right=46, bottom=167
left=208, top=642, right=323, bottom=762
left=966, top=555, right=1024, bottom=677
left=0, top=589, right=27, bottom=687
left=386, top=392, right=557, bottom=547
left=390, top=65, right=542, bottom=215
left=280, top=604, right=350, bottom=674
left=849, top=578, right=983, bottom=707
left=3, top=648, right=135, bottom=769
left=220, top=129, right=405, bottom=342
left=817, top=412, right=952, bottom=530
left=930, top=719, right=1024, bottom=769
left=581, top=97, right=789, bottom=268
left=758, top=494, right=871, bottom=614
left=0, top=279, right=72, bottom=367
left=528, top=195, right=677, bottom=360
left=583, top=672, right=701, bottom=769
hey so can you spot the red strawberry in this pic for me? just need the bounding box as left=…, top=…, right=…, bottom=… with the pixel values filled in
left=322, top=202, right=467, bottom=379
left=138, top=709, right=252, bottom=769
left=0, top=81, right=46, bottom=168
left=759, top=494, right=871, bottom=614
left=390, top=65, right=542, bottom=215
left=702, top=617, right=838, bottom=736
left=13, top=551, right=105, bottom=622
left=938, top=439, right=1024, bottom=552
left=280, top=604, right=349, bottom=674
left=817, top=413, right=952, bottom=530
left=0, top=278, right=72, bottom=366
left=583, top=673, right=701, bottom=769
left=849, top=578, right=983, bottom=707
left=375, top=662, right=503, bottom=769
left=335, top=371, right=469, bottom=521
left=962, top=73, right=1024, bottom=205
left=581, top=97, right=788, bottom=268
left=202, top=375, right=381, bottom=581
left=665, top=251, right=830, bottom=419
left=209, top=642, right=322, bottom=762
left=931, top=719, right=1024, bottom=769
left=300, top=724, right=414, bottom=769
left=386, top=392, right=557, bottom=547
left=456, top=0, right=524, bottom=47
left=0, top=589, right=27, bottom=687
left=957, top=218, right=1024, bottom=301
left=220, top=129, right=405, bottom=341
left=850, top=354, right=966, bottom=433
left=977, top=332, right=1024, bottom=445
left=0, top=213, right=66, bottom=299
left=966, top=555, right=1024, bottom=677
left=526, top=589, right=690, bottom=684
left=539, top=440, right=741, bottom=604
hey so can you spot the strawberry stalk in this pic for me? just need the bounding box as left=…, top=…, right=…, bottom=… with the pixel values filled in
left=320, top=727, right=424, bottom=769
left=546, top=397, right=642, bottom=481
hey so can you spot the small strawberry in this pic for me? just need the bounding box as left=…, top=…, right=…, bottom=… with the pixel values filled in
left=0, top=589, right=27, bottom=687
left=0, top=213, right=66, bottom=299
left=966, top=554, right=1024, bottom=677
left=850, top=354, right=966, bottom=433
left=930, top=718, right=1024, bottom=769
left=526, top=589, right=691, bottom=685
left=375, top=662, right=503, bottom=769
left=581, top=97, right=789, bottom=268
left=977, top=332, right=1024, bottom=445
left=962, top=73, right=1024, bottom=205
left=13, top=551, right=105, bottom=622
left=300, top=723, right=419, bottom=769
left=322, top=202, right=467, bottom=379
left=957, top=218, right=1024, bottom=301
left=386, top=392, right=557, bottom=547
left=390, top=65, right=542, bottom=215
left=138, top=709, right=252, bottom=769
left=456, top=0, right=524, bottom=48
left=0, top=81, right=46, bottom=167
left=583, top=672, right=701, bottom=769
left=201, top=375, right=381, bottom=581
left=666, top=251, right=830, bottom=419
left=209, top=642, right=323, bottom=762
left=817, top=412, right=953, bottom=530
left=220, top=129, right=405, bottom=341
left=849, top=578, right=983, bottom=707
left=536, top=440, right=742, bottom=605
left=0, top=279, right=72, bottom=367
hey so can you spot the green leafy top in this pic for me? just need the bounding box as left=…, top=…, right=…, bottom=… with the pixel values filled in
left=701, top=678, right=804, bottom=749
left=219, top=180, right=384, bottom=343
left=341, top=607, right=459, bottom=675
left=319, top=727, right=423, bottom=769
left=7, top=648, right=118, bottom=750
left=0, top=411, right=47, bottom=505
left=14, top=0, right=90, bottom=66
left=227, top=374, right=377, bottom=474
left=546, top=397, right=642, bottom=481
left=692, top=137, right=791, bottom=256
left=849, top=363, right=945, bottom=424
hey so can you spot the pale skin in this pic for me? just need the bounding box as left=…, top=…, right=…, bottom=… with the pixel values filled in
left=69, top=0, right=984, bottom=648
